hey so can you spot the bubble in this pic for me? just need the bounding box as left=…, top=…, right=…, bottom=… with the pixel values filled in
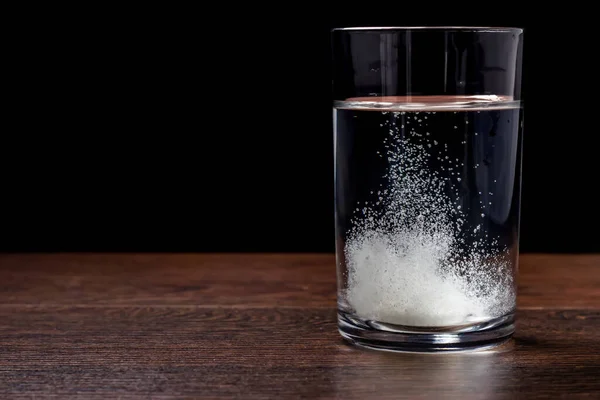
left=344, top=107, right=514, bottom=328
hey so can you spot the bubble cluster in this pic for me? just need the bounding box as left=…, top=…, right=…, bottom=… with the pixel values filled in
left=344, top=110, right=515, bottom=327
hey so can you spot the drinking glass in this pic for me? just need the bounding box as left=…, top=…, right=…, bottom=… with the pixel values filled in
left=332, top=26, right=524, bottom=352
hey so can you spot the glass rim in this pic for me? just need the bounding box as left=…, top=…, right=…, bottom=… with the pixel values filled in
left=331, top=26, right=523, bottom=33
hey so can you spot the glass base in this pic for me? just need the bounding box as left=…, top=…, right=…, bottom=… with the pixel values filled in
left=338, top=311, right=515, bottom=353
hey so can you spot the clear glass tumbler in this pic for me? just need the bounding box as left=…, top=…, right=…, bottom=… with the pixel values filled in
left=333, top=27, right=524, bottom=352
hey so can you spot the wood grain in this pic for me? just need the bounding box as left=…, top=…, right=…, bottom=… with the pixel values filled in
left=0, top=253, right=336, bottom=307
left=0, top=307, right=598, bottom=398
left=517, top=254, right=600, bottom=308
left=0, top=253, right=598, bottom=308
left=0, top=253, right=598, bottom=398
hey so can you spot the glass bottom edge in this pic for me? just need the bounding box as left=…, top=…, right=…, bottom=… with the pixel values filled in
left=338, top=311, right=515, bottom=353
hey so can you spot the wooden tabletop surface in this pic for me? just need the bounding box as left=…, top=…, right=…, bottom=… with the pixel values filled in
left=0, top=253, right=599, bottom=399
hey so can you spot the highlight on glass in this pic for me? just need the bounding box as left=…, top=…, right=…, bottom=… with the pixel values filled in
left=332, top=27, right=524, bottom=352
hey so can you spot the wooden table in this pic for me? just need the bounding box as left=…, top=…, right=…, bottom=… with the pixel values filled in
left=0, top=253, right=598, bottom=399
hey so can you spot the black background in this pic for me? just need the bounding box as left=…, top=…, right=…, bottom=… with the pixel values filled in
left=3, top=6, right=598, bottom=253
